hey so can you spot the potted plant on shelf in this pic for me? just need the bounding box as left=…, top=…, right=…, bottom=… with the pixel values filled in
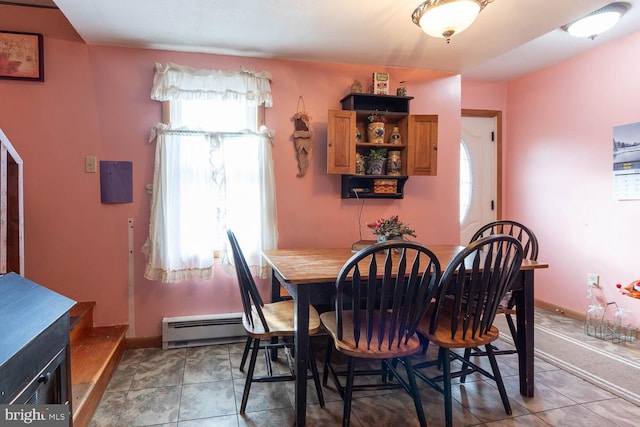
left=366, top=215, right=417, bottom=242
left=366, top=148, right=387, bottom=175
left=367, top=110, right=388, bottom=144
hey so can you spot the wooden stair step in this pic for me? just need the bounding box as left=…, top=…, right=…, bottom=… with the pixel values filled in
left=69, top=301, right=95, bottom=347
left=69, top=301, right=127, bottom=427
left=71, top=325, right=128, bottom=384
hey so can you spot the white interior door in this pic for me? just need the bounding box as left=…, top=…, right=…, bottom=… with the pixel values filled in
left=460, top=115, right=497, bottom=244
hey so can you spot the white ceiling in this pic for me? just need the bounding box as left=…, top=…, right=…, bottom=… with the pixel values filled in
left=27, top=0, right=640, bottom=81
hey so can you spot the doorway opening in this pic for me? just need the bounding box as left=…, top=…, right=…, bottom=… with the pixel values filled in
left=460, top=110, right=502, bottom=244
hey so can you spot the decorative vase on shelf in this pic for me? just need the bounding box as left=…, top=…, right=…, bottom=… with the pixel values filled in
left=367, top=159, right=385, bottom=175
left=355, top=128, right=362, bottom=143
left=387, top=151, right=402, bottom=176
left=355, top=153, right=365, bottom=175
left=367, top=122, right=385, bottom=144
left=389, top=126, right=401, bottom=144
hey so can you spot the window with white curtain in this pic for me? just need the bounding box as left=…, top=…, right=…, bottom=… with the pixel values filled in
left=143, top=63, right=278, bottom=283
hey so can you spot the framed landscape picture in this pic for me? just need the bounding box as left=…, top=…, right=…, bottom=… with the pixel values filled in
left=0, top=31, right=44, bottom=81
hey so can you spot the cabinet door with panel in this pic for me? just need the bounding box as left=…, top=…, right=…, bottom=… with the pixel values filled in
left=327, top=109, right=356, bottom=174
left=406, top=114, right=438, bottom=176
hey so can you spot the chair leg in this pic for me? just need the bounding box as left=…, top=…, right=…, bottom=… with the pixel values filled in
left=240, top=336, right=252, bottom=372
left=441, top=348, right=453, bottom=427
left=402, top=356, right=427, bottom=427
left=419, top=334, right=429, bottom=354
left=505, top=293, right=520, bottom=352
left=240, top=337, right=260, bottom=414
left=309, top=346, right=325, bottom=408
left=505, top=313, right=519, bottom=352
left=388, top=358, right=398, bottom=382
left=323, top=337, right=333, bottom=387
left=342, top=357, right=356, bottom=427
left=459, top=347, right=472, bottom=383
left=381, top=359, right=389, bottom=383
left=264, top=341, right=273, bottom=377
left=485, top=344, right=512, bottom=415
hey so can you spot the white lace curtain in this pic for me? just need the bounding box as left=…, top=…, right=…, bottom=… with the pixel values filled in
left=143, top=63, right=277, bottom=283
left=151, top=62, right=273, bottom=106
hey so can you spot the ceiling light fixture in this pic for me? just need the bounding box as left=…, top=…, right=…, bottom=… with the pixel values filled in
left=412, top=0, right=494, bottom=43
left=563, top=2, right=630, bottom=39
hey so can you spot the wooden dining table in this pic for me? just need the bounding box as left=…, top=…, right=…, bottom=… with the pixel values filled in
left=262, top=244, right=548, bottom=427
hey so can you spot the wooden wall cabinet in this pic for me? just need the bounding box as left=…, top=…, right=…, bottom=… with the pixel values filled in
left=327, top=94, right=437, bottom=199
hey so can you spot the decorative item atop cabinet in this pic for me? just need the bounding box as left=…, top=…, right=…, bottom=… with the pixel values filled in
left=327, top=93, right=438, bottom=199
left=372, top=72, right=390, bottom=95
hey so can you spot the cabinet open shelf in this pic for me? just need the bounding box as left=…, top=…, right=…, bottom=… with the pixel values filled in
left=341, top=175, right=408, bottom=199
left=356, top=142, right=407, bottom=149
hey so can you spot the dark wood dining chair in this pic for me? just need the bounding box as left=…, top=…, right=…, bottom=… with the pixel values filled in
left=410, top=234, right=524, bottom=427
left=469, top=220, right=539, bottom=355
left=320, top=240, right=442, bottom=427
left=226, top=230, right=325, bottom=414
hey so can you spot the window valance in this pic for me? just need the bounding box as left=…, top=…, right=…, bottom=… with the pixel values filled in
left=151, top=62, right=273, bottom=107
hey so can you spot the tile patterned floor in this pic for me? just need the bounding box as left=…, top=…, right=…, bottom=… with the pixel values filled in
left=90, top=308, right=640, bottom=426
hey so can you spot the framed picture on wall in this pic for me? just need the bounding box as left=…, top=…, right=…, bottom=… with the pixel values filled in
left=0, top=31, right=44, bottom=82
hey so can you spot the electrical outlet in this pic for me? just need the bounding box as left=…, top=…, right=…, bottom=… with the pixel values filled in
left=85, top=156, right=97, bottom=173
left=588, top=273, right=599, bottom=288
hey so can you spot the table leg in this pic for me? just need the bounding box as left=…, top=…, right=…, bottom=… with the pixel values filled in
left=270, top=270, right=281, bottom=361
left=271, top=270, right=282, bottom=302
left=294, top=285, right=310, bottom=427
left=515, top=269, right=535, bottom=397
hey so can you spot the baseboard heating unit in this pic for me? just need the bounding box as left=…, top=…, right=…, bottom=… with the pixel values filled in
left=162, top=312, right=246, bottom=349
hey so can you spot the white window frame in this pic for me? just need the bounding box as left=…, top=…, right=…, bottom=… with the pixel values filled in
left=143, top=63, right=277, bottom=283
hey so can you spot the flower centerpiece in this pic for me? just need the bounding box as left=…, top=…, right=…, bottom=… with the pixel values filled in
left=366, top=215, right=416, bottom=242
left=366, top=110, right=388, bottom=144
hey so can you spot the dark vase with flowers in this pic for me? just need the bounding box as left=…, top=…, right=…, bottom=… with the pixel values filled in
left=366, top=148, right=387, bottom=175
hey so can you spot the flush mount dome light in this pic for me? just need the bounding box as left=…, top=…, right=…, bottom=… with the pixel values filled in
left=564, top=2, right=630, bottom=39
left=412, top=0, right=494, bottom=43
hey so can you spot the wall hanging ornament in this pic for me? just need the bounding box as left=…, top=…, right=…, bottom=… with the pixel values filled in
left=293, top=96, right=313, bottom=177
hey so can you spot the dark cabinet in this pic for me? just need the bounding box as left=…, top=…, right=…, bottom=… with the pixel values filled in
left=0, top=273, right=75, bottom=410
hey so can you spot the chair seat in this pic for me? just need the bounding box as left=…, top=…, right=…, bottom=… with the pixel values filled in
left=417, top=310, right=500, bottom=349
left=243, top=300, right=321, bottom=338
left=321, top=311, right=422, bottom=359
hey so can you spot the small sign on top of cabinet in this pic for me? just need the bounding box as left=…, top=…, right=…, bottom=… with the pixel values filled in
left=327, top=94, right=437, bottom=199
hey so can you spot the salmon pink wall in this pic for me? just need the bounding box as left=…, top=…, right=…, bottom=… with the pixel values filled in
left=505, top=31, right=640, bottom=320
left=1, top=6, right=460, bottom=337
left=462, top=80, right=507, bottom=112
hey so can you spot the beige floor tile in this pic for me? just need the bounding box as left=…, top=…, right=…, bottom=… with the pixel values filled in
left=90, top=309, right=640, bottom=426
